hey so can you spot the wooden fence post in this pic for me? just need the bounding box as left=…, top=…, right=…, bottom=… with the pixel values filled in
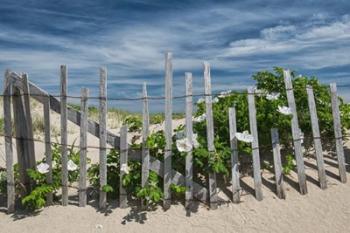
left=60, top=65, right=68, bottom=206
left=43, top=92, right=53, bottom=204
left=229, top=107, right=240, bottom=203
left=306, top=85, right=327, bottom=189
left=283, top=70, right=307, bottom=194
left=141, top=82, right=150, bottom=206
left=164, top=52, right=173, bottom=210
left=79, top=88, right=89, bottom=207
left=3, top=70, right=15, bottom=213
left=99, top=67, right=108, bottom=209
left=271, top=128, right=286, bottom=199
left=120, top=125, right=128, bottom=208
left=247, top=87, right=263, bottom=201
left=185, top=72, right=193, bottom=209
left=330, top=83, right=347, bottom=183
left=204, top=62, right=218, bottom=209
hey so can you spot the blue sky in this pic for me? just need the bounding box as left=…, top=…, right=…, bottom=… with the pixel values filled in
left=1, top=0, right=350, bottom=112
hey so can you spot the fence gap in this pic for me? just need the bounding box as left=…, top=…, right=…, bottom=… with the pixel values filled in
left=4, top=70, right=15, bottom=213
left=164, top=52, right=173, bottom=210
left=79, top=88, right=89, bottom=207
left=330, top=83, right=347, bottom=183
left=204, top=62, right=218, bottom=209
left=306, top=85, right=327, bottom=189
left=283, top=70, right=307, bottom=194
left=185, top=72, right=193, bottom=209
left=141, top=82, right=150, bottom=207
left=229, top=107, right=240, bottom=203
left=247, top=87, right=263, bottom=201
left=120, top=125, right=128, bottom=208
left=271, top=128, right=286, bottom=199
left=60, top=65, right=69, bottom=206
left=43, top=91, right=53, bottom=205
left=99, top=67, right=108, bottom=209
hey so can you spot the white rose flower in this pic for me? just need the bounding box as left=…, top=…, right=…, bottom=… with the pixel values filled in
left=266, top=92, right=280, bottom=100
left=176, top=138, right=193, bottom=152
left=278, top=106, right=292, bottom=115
left=121, top=163, right=130, bottom=174
left=197, top=98, right=204, bottom=104
left=193, top=113, right=206, bottom=123
left=235, top=131, right=254, bottom=143
left=212, top=97, right=219, bottom=103
left=192, top=133, right=200, bottom=148
left=37, top=162, right=50, bottom=174
left=67, top=159, right=78, bottom=171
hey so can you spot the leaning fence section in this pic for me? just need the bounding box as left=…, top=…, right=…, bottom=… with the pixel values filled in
left=2, top=53, right=349, bottom=214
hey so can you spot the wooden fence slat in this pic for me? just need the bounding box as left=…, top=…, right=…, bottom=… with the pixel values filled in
left=99, top=67, right=108, bottom=209
left=120, top=125, right=128, bottom=208
left=43, top=92, right=53, bottom=205
left=60, top=65, right=68, bottom=206
left=330, top=83, right=347, bottom=183
left=283, top=70, right=307, bottom=194
left=185, top=72, right=193, bottom=209
left=247, top=87, right=263, bottom=201
left=7, top=72, right=210, bottom=202
left=306, top=85, right=327, bottom=189
left=4, top=70, right=15, bottom=213
left=229, top=107, right=240, bottom=203
left=79, top=88, right=89, bottom=207
left=204, top=62, right=218, bottom=209
left=164, top=52, right=173, bottom=210
left=271, top=128, right=286, bottom=199
left=141, top=83, right=150, bottom=196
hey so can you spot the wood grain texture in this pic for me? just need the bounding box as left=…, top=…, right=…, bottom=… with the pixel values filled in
left=247, top=87, right=263, bottom=201
left=120, top=125, right=128, bottom=208
left=43, top=91, right=53, bottom=205
left=271, top=128, right=286, bottom=199
left=99, top=67, right=108, bottom=209
left=185, top=72, right=193, bottom=209
left=229, top=107, right=240, bottom=203
left=142, top=82, right=150, bottom=189
left=60, top=65, right=68, bottom=206
left=283, top=70, right=307, bottom=194
left=79, top=88, right=89, bottom=207
left=3, top=70, right=15, bottom=213
left=306, top=85, right=327, bottom=189
left=204, top=62, right=218, bottom=209
left=330, top=83, right=347, bottom=183
left=163, top=52, right=173, bottom=210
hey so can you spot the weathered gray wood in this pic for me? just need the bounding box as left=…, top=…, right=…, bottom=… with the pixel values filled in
left=185, top=72, right=193, bottom=209
left=229, top=107, right=240, bottom=203
left=330, top=83, right=347, bottom=183
left=204, top=62, right=218, bottom=209
left=43, top=91, right=53, bottom=205
left=3, top=70, right=15, bottom=213
left=79, top=88, right=89, bottom=207
left=12, top=75, right=36, bottom=195
left=7, top=71, right=210, bottom=203
left=163, top=52, right=173, bottom=210
left=119, top=125, right=128, bottom=208
left=99, top=67, right=108, bottom=209
left=306, top=85, right=327, bottom=189
left=283, top=70, right=307, bottom=194
left=141, top=82, right=150, bottom=208
left=60, top=65, right=68, bottom=206
left=141, top=82, right=150, bottom=188
left=271, top=128, right=286, bottom=199
left=247, top=87, right=263, bottom=201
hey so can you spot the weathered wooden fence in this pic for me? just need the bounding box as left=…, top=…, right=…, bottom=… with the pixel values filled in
left=2, top=52, right=348, bottom=214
